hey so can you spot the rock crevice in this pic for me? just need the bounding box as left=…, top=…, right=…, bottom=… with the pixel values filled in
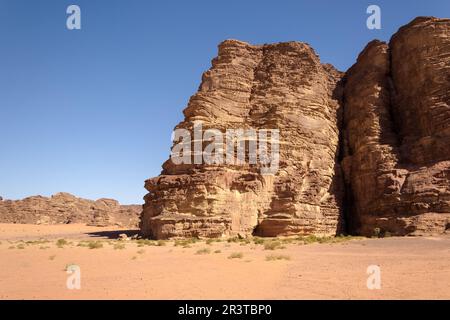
left=141, top=16, right=450, bottom=238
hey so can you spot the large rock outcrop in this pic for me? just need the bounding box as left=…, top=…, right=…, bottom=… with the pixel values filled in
left=141, top=16, right=450, bottom=239
left=0, top=193, right=141, bottom=227
left=141, top=40, right=345, bottom=239
left=342, top=17, right=450, bottom=236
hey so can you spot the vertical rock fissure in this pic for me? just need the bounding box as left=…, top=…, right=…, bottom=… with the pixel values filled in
left=140, top=17, right=450, bottom=239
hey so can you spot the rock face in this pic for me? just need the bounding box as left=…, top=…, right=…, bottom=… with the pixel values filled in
left=0, top=193, right=141, bottom=227
left=141, top=16, right=450, bottom=239
left=141, top=40, right=345, bottom=239
left=342, top=17, right=450, bottom=236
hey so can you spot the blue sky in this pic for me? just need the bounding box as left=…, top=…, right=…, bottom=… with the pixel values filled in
left=0, top=0, right=449, bottom=204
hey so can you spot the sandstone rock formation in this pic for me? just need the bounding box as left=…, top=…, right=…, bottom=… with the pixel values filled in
left=141, top=16, right=449, bottom=239
left=0, top=193, right=141, bottom=227
left=141, top=40, right=345, bottom=239
left=342, top=17, right=450, bottom=236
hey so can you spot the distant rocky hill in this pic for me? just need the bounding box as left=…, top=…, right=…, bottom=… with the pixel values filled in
left=0, top=193, right=141, bottom=227
left=141, top=16, right=450, bottom=239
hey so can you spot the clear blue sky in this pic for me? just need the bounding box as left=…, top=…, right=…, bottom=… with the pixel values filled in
left=1, top=0, right=449, bottom=204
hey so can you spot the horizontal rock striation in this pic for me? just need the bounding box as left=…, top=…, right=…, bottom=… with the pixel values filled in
left=342, top=17, right=450, bottom=236
left=141, top=16, right=450, bottom=239
left=0, top=193, right=141, bottom=227
left=141, top=40, right=344, bottom=239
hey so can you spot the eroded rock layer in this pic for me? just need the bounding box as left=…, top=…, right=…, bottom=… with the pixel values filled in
left=141, top=40, right=344, bottom=239
left=142, top=16, right=450, bottom=239
left=0, top=193, right=141, bottom=227
left=342, top=17, right=450, bottom=236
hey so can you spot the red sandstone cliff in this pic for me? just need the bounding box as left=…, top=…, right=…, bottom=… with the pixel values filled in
left=342, top=17, right=450, bottom=236
left=141, top=17, right=450, bottom=239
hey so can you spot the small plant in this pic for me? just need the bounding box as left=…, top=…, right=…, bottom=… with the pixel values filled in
left=228, top=252, right=243, bottom=259
left=373, top=228, right=381, bottom=238
left=195, top=248, right=211, bottom=255
left=174, top=237, right=202, bottom=248
left=239, top=239, right=251, bottom=246
left=49, top=255, right=56, bottom=260
left=205, top=239, right=214, bottom=245
left=137, top=249, right=145, bottom=254
left=253, top=237, right=265, bottom=245
left=131, top=256, right=137, bottom=260
left=16, top=243, right=26, bottom=249
left=87, top=241, right=103, bottom=249
left=39, top=246, right=51, bottom=250
left=280, top=237, right=296, bottom=244
left=157, top=240, right=166, bottom=246
left=265, top=254, right=291, bottom=261
left=113, top=243, right=126, bottom=250
left=298, top=235, right=321, bottom=244
left=136, top=239, right=157, bottom=247
left=56, top=239, right=69, bottom=248
left=263, top=241, right=285, bottom=251
left=214, top=250, right=221, bottom=254
left=26, top=239, right=50, bottom=246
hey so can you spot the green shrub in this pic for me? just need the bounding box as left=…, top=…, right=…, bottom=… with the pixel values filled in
left=265, top=254, right=291, bottom=261
left=87, top=241, right=103, bottom=249
left=253, top=237, right=265, bottom=245
left=113, top=243, right=126, bottom=250
left=195, top=248, right=211, bottom=255
left=56, top=239, right=69, bottom=248
left=156, top=240, right=166, bottom=246
left=228, top=252, right=243, bottom=259
left=263, top=241, right=285, bottom=250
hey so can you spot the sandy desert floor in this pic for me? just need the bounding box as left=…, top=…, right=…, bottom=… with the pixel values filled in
left=0, top=223, right=449, bottom=300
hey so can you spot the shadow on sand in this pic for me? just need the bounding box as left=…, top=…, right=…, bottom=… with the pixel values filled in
left=86, top=229, right=140, bottom=239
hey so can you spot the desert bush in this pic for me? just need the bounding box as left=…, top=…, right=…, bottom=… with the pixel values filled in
left=174, top=238, right=198, bottom=247
left=156, top=240, right=166, bottom=246
left=265, top=254, right=291, bottom=261
left=87, top=241, right=103, bottom=249
left=253, top=237, right=265, bottom=245
left=263, top=241, right=285, bottom=250
left=195, top=248, right=211, bottom=255
left=56, top=239, right=69, bottom=248
left=228, top=252, right=244, bottom=259
left=113, top=243, right=126, bottom=250
left=136, top=239, right=157, bottom=247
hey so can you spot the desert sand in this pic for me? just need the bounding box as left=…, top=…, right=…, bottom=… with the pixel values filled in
left=0, top=223, right=448, bottom=300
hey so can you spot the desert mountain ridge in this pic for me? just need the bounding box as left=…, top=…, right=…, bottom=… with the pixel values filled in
left=0, top=192, right=142, bottom=227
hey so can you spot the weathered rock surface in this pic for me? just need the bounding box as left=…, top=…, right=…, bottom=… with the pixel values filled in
left=142, top=16, right=449, bottom=239
left=342, top=17, right=450, bottom=236
left=141, top=40, right=345, bottom=239
left=0, top=193, right=141, bottom=227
